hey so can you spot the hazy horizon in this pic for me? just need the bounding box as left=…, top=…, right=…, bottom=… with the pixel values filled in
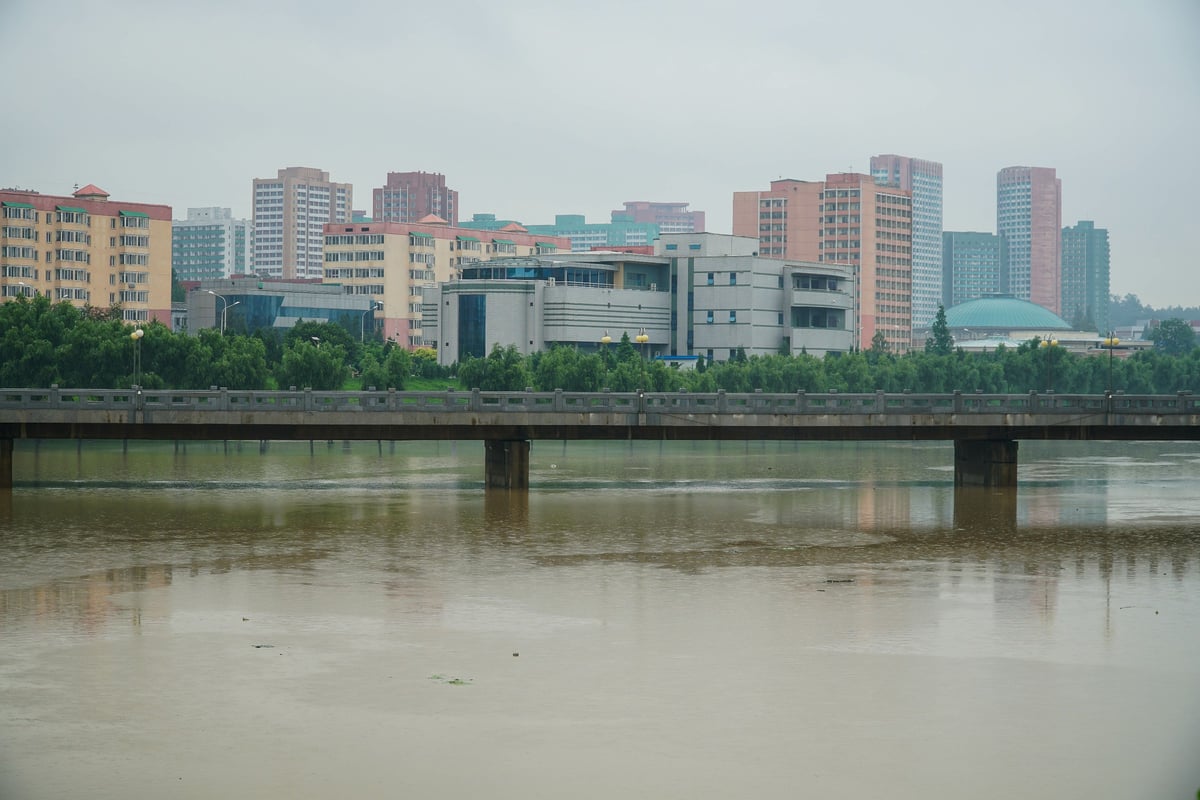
left=2, top=0, right=1196, bottom=307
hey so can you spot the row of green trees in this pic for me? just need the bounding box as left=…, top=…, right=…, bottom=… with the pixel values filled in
left=0, top=296, right=450, bottom=390
left=3, top=294, right=1200, bottom=394
left=459, top=330, right=1200, bottom=395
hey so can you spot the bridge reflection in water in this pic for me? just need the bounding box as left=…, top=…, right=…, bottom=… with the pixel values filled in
left=1, top=387, right=1197, bottom=501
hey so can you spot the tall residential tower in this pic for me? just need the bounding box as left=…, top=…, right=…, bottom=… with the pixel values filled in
left=996, top=166, right=1061, bottom=315
left=172, top=207, right=252, bottom=282
left=252, top=167, right=352, bottom=280
left=373, top=172, right=458, bottom=225
left=1061, top=220, right=1110, bottom=333
left=871, top=154, right=942, bottom=328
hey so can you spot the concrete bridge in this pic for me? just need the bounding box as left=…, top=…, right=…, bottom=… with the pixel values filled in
left=1, top=387, right=1197, bottom=490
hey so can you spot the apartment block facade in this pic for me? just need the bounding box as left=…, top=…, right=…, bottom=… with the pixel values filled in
left=322, top=218, right=569, bottom=348
left=1060, top=220, right=1109, bottom=333
left=819, top=174, right=913, bottom=353
left=1, top=185, right=172, bottom=323
left=871, top=154, right=943, bottom=328
left=253, top=167, right=352, bottom=280
left=942, top=231, right=1008, bottom=308
left=372, top=172, right=458, bottom=225
left=997, top=166, right=1061, bottom=315
left=613, top=201, right=705, bottom=233
left=731, top=179, right=823, bottom=260
left=172, top=207, right=252, bottom=282
left=733, top=175, right=912, bottom=352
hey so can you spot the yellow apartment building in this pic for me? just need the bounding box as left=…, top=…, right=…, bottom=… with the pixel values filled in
left=1, top=184, right=172, bottom=323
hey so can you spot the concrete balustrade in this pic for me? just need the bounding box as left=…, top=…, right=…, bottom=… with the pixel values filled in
left=1, top=388, right=1197, bottom=490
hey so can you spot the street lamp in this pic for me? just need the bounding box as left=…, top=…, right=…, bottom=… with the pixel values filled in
left=222, top=301, right=240, bottom=334
left=1040, top=335, right=1059, bottom=391
left=636, top=327, right=649, bottom=360
left=311, top=336, right=321, bottom=348
left=1103, top=331, right=1120, bottom=392
left=206, top=290, right=234, bottom=334
left=600, top=330, right=611, bottom=347
left=361, top=301, right=382, bottom=342
left=130, top=328, right=144, bottom=388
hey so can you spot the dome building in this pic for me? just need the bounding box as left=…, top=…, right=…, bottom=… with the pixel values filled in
left=920, top=296, right=1090, bottom=352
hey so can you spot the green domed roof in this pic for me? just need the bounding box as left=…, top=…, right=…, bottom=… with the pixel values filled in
left=945, top=297, right=1071, bottom=330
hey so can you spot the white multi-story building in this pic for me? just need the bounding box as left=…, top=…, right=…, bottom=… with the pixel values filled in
left=422, top=234, right=854, bottom=365
left=871, top=154, right=943, bottom=328
left=171, top=207, right=252, bottom=282
left=252, top=167, right=351, bottom=280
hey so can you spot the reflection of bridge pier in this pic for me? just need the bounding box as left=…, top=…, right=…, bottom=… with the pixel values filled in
left=953, top=486, right=1018, bottom=531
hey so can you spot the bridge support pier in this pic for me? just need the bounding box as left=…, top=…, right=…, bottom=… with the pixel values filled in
left=0, top=438, right=11, bottom=490
left=484, top=440, right=530, bottom=490
left=954, top=439, right=1018, bottom=488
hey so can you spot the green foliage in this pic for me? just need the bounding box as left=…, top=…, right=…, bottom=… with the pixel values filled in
left=275, top=339, right=351, bottom=390
left=286, top=320, right=360, bottom=365
left=925, top=305, right=954, bottom=355
left=1147, top=318, right=1197, bottom=355
left=359, top=346, right=411, bottom=390
left=6, top=295, right=1200, bottom=396
left=458, top=344, right=532, bottom=391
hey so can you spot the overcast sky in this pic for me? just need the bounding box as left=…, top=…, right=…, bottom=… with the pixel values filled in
left=2, top=0, right=1197, bottom=307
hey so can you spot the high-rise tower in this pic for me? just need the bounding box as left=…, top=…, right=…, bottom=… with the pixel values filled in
left=253, top=167, right=352, bottom=280
left=1061, top=220, right=1109, bottom=333
left=996, top=166, right=1061, bottom=315
left=871, top=155, right=942, bottom=328
left=373, top=172, right=458, bottom=225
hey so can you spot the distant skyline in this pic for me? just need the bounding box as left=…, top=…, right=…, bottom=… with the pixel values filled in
left=1, top=0, right=1197, bottom=307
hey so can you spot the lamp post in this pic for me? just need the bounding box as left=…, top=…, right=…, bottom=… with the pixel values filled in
left=311, top=336, right=321, bottom=348
left=207, top=290, right=233, bottom=334
left=1040, top=335, right=1058, bottom=391
left=635, top=327, right=649, bottom=360
left=600, top=330, right=611, bottom=347
left=1103, top=331, right=1120, bottom=392
left=130, top=328, right=144, bottom=388
left=222, top=301, right=240, bottom=334
left=361, top=301, right=382, bottom=342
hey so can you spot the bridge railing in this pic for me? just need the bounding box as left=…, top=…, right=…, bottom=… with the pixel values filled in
left=1, top=387, right=1197, bottom=416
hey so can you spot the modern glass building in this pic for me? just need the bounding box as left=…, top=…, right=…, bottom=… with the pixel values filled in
left=171, top=207, right=252, bottom=282
left=186, top=278, right=377, bottom=337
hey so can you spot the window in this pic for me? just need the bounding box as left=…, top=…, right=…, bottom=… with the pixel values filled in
left=665, top=244, right=678, bottom=251
left=706, top=310, right=714, bottom=324
left=729, top=311, right=737, bottom=323
left=706, top=272, right=714, bottom=286
left=688, top=243, right=701, bottom=251
left=729, top=273, right=737, bottom=286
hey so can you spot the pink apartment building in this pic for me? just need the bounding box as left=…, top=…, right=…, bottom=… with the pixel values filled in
left=997, top=166, right=1062, bottom=315
left=373, top=172, right=458, bottom=225
left=613, top=201, right=705, bottom=233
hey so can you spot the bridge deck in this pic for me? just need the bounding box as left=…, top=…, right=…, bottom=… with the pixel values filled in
left=1, top=388, right=1197, bottom=443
